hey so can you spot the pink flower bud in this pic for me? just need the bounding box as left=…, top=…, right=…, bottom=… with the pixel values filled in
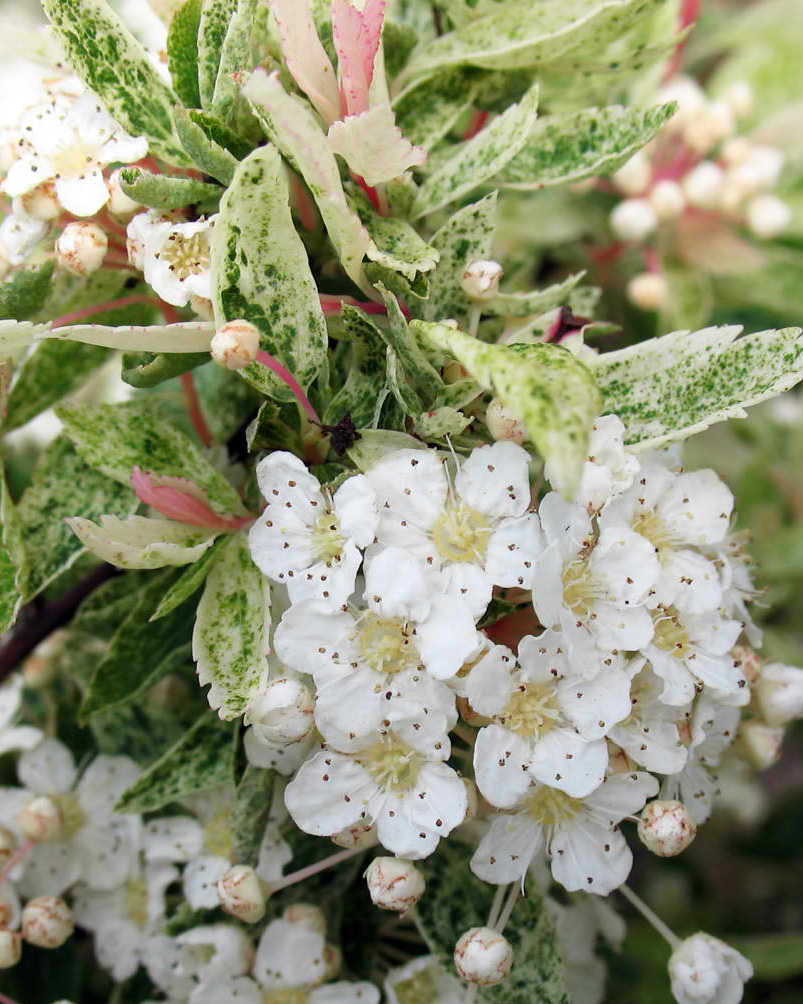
left=18, top=796, right=65, bottom=842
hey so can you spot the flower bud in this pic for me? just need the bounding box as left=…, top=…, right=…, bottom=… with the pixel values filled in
left=682, top=161, right=725, bottom=210
left=331, top=822, right=376, bottom=849
left=723, top=81, right=754, bottom=119
left=245, top=678, right=315, bottom=746
left=55, top=222, right=108, bottom=277
left=217, top=865, right=266, bottom=924
left=0, top=930, right=21, bottom=969
left=18, top=795, right=64, bottom=842
left=626, top=272, right=668, bottom=312
left=612, top=151, right=652, bottom=196
left=282, top=903, right=327, bottom=935
left=754, top=662, right=803, bottom=726
left=738, top=719, right=784, bottom=770
left=485, top=397, right=527, bottom=444
left=721, top=136, right=753, bottom=165
left=638, top=800, right=697, bottom=857
left=461, top=260, right=503, bottom=300
left=210, top=319, right=261, bottom=371
left=454, top=926, right=513, bottom=987
left=684, top=99, right=735, bottom=154
left=746, top=195, right=791, bottom=240
left=649, top=180, right=685, bottom=220
left=21, top=897, right=74, bottom=949
left=17, top=182, right=61, bottom=222
left=668, top=932, right=752, bottom=1004
left=365, top=857, right=426, bottom=913
left=107, top=168, right=141, bottom=218
left=656, top=76, right=706, bottom=133
left=610, top=198, right=658, bottom=243
left=0, top=823, right=18, bottom=868
left=443, top=360, right=471, bottom=383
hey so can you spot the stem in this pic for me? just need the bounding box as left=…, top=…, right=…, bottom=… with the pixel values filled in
left=268, top=845, right=368, bottom=893
left=495, top=883, right=520, bottom=934
left=463, top=109, right=490, bottom=141
left=468, top=305, right=482, bottom=340
left=487, top=883, right=508, bottom=930
left=256, top=350, right=320, bottom=424
left=51, top=295, right=161, bottom=328
left=619, top=884, right=681, bottom=949
left=180, top=372, right=213, bottom=448
left=663, top=0, right=704, bottom=81
left=0, top=839, right=33, bottom=886
left=291, top=173, right=318, bottom=230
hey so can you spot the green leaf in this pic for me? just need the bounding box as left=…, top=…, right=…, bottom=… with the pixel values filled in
left=232, top=763, right=274, bottom=866
left=414, top=405, right=472, bottom=438
left=197, top=0, right=238, bottom=110
left=730, top=932, right=803, bottom=981
left=167, top=0, right=203, bottom=108
left=0, top=262, right=55, bottom=322
left=2, top=341, right=110, bottom=434
left=592, top=325, right=803, bottom=450
left=245, top=400, right=303, bottom=455
left=189, top=108, right=254, bottom=160
left=484, top=273, right=586, bottom=318
left=116, top=710, right=236, bottom=813
left=414, top=320, right=601, bottom=497
left=80, top=569, right=196, bottom=720
left=66, top=514, right=218, bottom=570
left=192, top=532, right=270, bottom=719
left=353, top=197, right=440, bottom=283
left=174, top=104, right=238, bottom=184
left=57, top=402, right=246, bottom=516
left=40, top=0, right=188, bottom=165
left=496, top=104, right=675, bottom=189
left=118, top=167, right=222, bottom=211
left=393, top=69, right=480, bottom=150
left=416, top=839, right=568, bottom=1004
left=374, top=284, right=444, bottom=403
left=150, top=537, right=226, bottom=621
left=16, top=436, right=138, bottom=602
left=211, top=0, right=259, bottom=120
left=322, top=307, right=389, bottom=427
left=347, top=429, right=426, bottom=470
left=121, top=350, right=210, bottom=389
left=0, top=468, right=25, bottom=633
left=411, top=84, right=539, bottom=218
left=211, top=144, right=328, bottom=402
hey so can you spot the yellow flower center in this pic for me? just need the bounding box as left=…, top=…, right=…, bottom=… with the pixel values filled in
left=262, top=992, right=309, bottom=1004
left=392, top=966, right=440, bottom=1004
left=356, top=613, right=420, bottom=675
left=633, top=512, right=675, bottom=551
left=53, top=794, right=85, bottom=839
left=527, top=786, right=583, bottom=826
left=126, top=877, right=150, bottom=927
left=651, top=607, right=691, bottom=659
left=159, top=230, right=211, bottom=280
left=432, top=503, right=491, bottom=564
left=310, top=511, right=346, bottom=563
left=561, top=558, right=595, bottom=618
left=204, top=810, right=235, bottom=859
left=361, top=734, right=424, bottom=793
left=53, top=139, right=100, bottom=178
left=499, top=682, right=561, bottom=739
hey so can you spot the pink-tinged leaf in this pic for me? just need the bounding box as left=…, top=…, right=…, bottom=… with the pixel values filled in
left=269, top=0, right=340, bottom=124
left=327, top=105, right=427, bottom=186
left=131, top=468, right=252, bottom=531
left=332, top=0, right=386, bottom=117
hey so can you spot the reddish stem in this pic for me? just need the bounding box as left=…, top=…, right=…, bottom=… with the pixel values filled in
left=319, top=294, right=411, bottom=319
left=463, top=109, right=490, bottom=141
left=356, top=175, right=383, bottom=213
left=51, top=295, right=162, bottom=327
left=256, top=350, right=320, bottom=424
left=292, top=174, right=318, bottom=230
left=0, top=839, right=33, bottom=886
left=663, top=0, right=704, bottom=81
left=180, top=372, right=214, bottom=447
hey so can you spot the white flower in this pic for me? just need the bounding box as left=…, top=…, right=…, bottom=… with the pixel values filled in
left=144, top=925, right=254, bottom=1002
left=471, top=771, right=658, bottom=893
left=285, top=706, right=467, bottom=858
left=367, top=443, right=542, bottom=618
left=546, top=415, right=639, bottom=513
left=274, top=548, right=472, bottom=745
left=0, top=675, right=42, bottom=755
left=601, top=463, right=733, bottom=614
left=709, top=531, right=762, bottom=647
left=668, top=932, right=753, bottom=1004
left=249, top=453, right=378, bottom=609
left=532, top=493, right=659, bottom=675
left=550, top=897, right=625, bottom=1004
left=0, top=211, right=47, bottom=274
left=3, top=93, right=148, bottom=216
left=385, top=955, right=463, bottom=1004
left=138, top=213, right=217, bottom=307
left=607, top=664, right=690, bottom=774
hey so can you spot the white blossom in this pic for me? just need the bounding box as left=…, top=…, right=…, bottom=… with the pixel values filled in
left=547, top=415, right=639, bottom=514
left=607, top=664, right=690, bottom=774
left=668, top=932, right=752, bottom=1004
left=0, top=211, right=47, bottom=274
left=136, top=212, right=217, bottom=307
left=0, top=675, right=42, bottom=756
left=144, top=924, right=254, bottom=1002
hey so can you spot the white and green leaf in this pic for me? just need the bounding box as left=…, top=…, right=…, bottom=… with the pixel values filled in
left=66, top=515, right=219, bottom=571
left=484, top=272, right=587, bottom=318
left=118, top=167, right=222, bottom=211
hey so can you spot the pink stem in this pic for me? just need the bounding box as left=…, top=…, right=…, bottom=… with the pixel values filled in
left=0, top=839, right=33, bottom=886
left=268, top=845, right=369, bottom=893
left=356, top=175, right=383, bottom=213
left=643, top=246, right=661, bottom=274
left=51, top=295, right=162, bottom=328
left=256, top=350, right=320, bottom=424
left=319, top=294, right=411, bottom=319
left=181, top=372, right=214, bottom=447
left=292, top=174, right=318, bottom=231
left=663, top=0, right=704, bottom=81
left=463, top=109, right=490, bottom=141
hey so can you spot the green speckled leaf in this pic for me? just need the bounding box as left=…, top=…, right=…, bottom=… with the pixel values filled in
left=192, top=532, right=270, bottom=719
left=323, top=307, right=389, bottom=427
left=150, top=537, right=227, bottom=621
left=189, top=109, right=254, bottom=160
left=116, top=710, right=237, bottom=813
left=347, top=429, right=426, bottom=470
left=232, top=763, right=274, bottom=866
left=197, top=0, right=238, bottom=109
left=119, top=167, right=222, bottom=210
left=374, top=284, right=443, bottom=403
left=211, top=144, right=327, bottom=402
left=496, top=104, right=675, bottom=189
left=484, top=273, right=586, bottom=318
left=354, top=197, right=440, bottom=283
left=416, top=839, right=569, bottom=1004
left=393, top=69, right=479, bottom=150
left=40, top=0, right=188, bottom=165
left=211, top=0, right=258, bottom=120
left=57, top=402, right=246, bottom=516
left=414, top=405, right=472, bottom=438
left=0, top=262, right=54, bottom=322
left=414, top=320, right=601, bottom=497
left=167, top=0, right=203, bottom=108
left=592, top=325, right=803, bottom=450
left=175, top=104, right=238, bottom=185
left=411, top=84, right=538, bottom=218
left=16, top=436, right=138, bottom=602
left=121, top=350, right=209, bottom=389
left=0, top=469, right=25, bottom=633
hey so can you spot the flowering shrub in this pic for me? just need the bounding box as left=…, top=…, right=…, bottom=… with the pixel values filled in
left=0, top=0, right=802, bottom=1002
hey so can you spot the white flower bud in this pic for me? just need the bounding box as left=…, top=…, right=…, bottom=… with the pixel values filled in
left=55, top=222, right=108, bottom=277
left=365, top=857, right=426, bottom=913
left=21, top=897, right=74, bottom=949
left=754, top=662, right=803, bottom=726
left=627, top=272, right=668, bottom=312
left=107, top=168, right=141, bottom=218
left=728, top=146, right=784, bottom=199
left=683, top=100, right=735, bottom=154
left=682, top=161, right=725, bottom=210
left=16, top=182, right=61, bottom=222
left=282, top=903, right=327, bottom=934
left=721, top=136, right=753, bottom=165
left=610, top=198, right=658, bottom=243
left=245, top=678, right=315, bottom=745
left=217, top=865, right=267, bottom=924
left=331, top=822, right=376, bottom=849
left=0, top=823, right=18, bottom=868
left=461, top=260, right=503, bottom=300
left=746, top=195, right=791, bottom=239
left=668, top=932, right=753, bottom=1004
left=0, top=930, right=21, bottom=969
left=18, top=795, right=64, bottom=842
left=485, top=397, right=527, bottom=444
left=210, top=319, right=261, bottom=371
left=454, top=926, right=513, bottom=987
left=0, top=888, right=18, bottom=930
left=638, top=800, right=697, bottom=857
left=656, top=77, right=706, bottom=133
left=738, top=719, right=784, bottom=770
left=612, top=151, right=652, bottom=196
left=649, top=180, right=685, bottom=220
left=723, top=81, right=754, bottom=119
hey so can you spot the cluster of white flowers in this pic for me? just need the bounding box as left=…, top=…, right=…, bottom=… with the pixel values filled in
left=607, top=77, right=791, bottom=311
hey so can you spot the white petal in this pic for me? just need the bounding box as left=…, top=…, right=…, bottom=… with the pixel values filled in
left=286, top=539, right=362, bottom=608
left=0, top=676, right=24, bottom=731
left=438, top=561, right=492, bottom=620
left=416, top=594, right=478, bottom=679
left=314, top=664, right=386, bottom=743
left=334, top=474, right=378, bottom=547
left=55, top=170, right=110, bottom=216
left=660, top=469, right=733, bottom=547
left=3, top=155, right=56, bottom=196
left=465, top=644, right=516, bottom=717
left=538, top=492, right=590, bottom=556
left=183, top=855, right=231, bottom=909
left=592, top=603, right=654, bottom=651
left=245, top=727, right=316, bottom=775
left=455, top=441, right=531, bottom=519
left=255, top=821, right=293, bottom=883
left=77, top=755, right=141, bottom=822
left=471, top=812, right=544, bottom=884
left=368, top=449, right=447, bottom=532
left=18, top=737, right=76, bottom=794
left=591, top=525, right=659, bottom=606
left=285, top=752, right=370, bottom=836
left=557, top=667, right=632, bottom=739
left=609, top=719, right=688, bottom=775
left=94, top=920, right=144, bottom=981
left=528, top=730, right=608, bottom=798
left=100, top=132, right=149, bottom=165
left=254, top=918, right=326, bottom=988
left=143, top=817, right=205, bottom=862
left=657, top=549, right=723, bottom=614
left=312, top=982, right=381, bottom=1004
left=584, top=771, right=658, bottom=824
left=364, top=547, right=430, bottom=622
left=0, top=725, right=43, bottom=756
left=485, top=514, right=543, bottom=590
left=474, top=725, right=531, bottom=808
left=190, top=977, right=262, bottom=1004
left=75, top=819, right=138, bottom=889
left=550, top=819, right=632, bottom=895
left=17, top=840, right=80, bottom=898
left=646, top=647, right=698, bottom=706
left=274, top=601, right=353, bottom=676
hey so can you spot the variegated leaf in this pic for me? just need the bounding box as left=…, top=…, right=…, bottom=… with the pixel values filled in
left=66, top=515, right=218, bottom=570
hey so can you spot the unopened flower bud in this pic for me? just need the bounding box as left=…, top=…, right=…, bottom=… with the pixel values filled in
left=738, top=719, right=784, bottom=770
left=627, top=272, right=668, bottom=312
left=331, top=822, right=376, bottom=849
left=612, top=151, right=652, bottom=196
left=638, top=800, right=697, bottom=856
left=443, top=360, right=471, bottom=383
left=721, top=136, right=753, bottom=165
left=0, top=823, right=18, bottom=868
left=685, top=99, right=735, bottom=154
left=0, top=885, right=19, bottom=929
left=55, top=222, right=108, bottom=277
left=17, top=182, right=61, bottom=222
left=656, top=76, right=706, bottom=133
left=723, top=81, right=754, bottom=119
left=745, top=194, right=791, bottom=239
left=485, top=397, right=527, bottom=444
left=107, top=168, right=141, bottom=218
left=682, top=161, right=726, bottom=210
left=365, top=857, right=425, bottom=913
left=323, top=942, right=342, bottom=980
left=21, top=897, right=74, bottom=948
left=754, top=662, right=803, bottom=726
left=610, top=198, right=658, bottom=243
left=210, top=319, right=261, bottom=371
left=668, top=932, right=752, bottom=1004
left=461, top=260, right=503, bottom=300
left=454, top=926, right=513, bottom=987
left=0, top=930, right=21, bottom=969
left=649, top=179, right=685, bottom=220
left=282, top=903, right=326, bottom=934
left=18, top=795, right=64, bottom=842
left=245, top=678, right=315, bottom=746
left=217, top=865, right=266, bottom=924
